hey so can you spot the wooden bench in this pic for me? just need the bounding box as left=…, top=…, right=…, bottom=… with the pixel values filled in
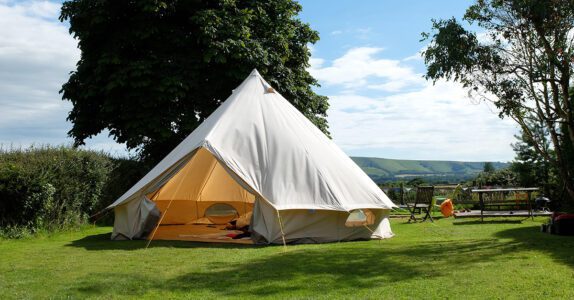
left=471, top=188, right=539, bottom=221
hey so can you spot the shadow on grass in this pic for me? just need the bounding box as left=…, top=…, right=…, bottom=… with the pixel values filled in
left=495, top=225, right=574, bottom=269
left=64, top=236, right=522, bottom=297
left=63, top=223, right=574, bottom=297
left=453, top=219, right=524, bottom=225
left=398, top=215, right=447, bottom=223
left=67, top=233, right=261, bottom=250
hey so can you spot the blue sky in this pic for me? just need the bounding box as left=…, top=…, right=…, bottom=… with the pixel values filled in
left=0, top=0, right=518, bottom=161
left=299, top=0, right=472, bottom=64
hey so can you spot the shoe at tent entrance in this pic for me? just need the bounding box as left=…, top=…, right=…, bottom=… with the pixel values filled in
left=105, top=69, right=396, bottom=245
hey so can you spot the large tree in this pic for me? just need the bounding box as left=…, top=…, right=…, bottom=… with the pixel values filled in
left=60, top=0, right=328, bottom=163
left=422, top=0, right=574, bottom=205
left=510, top=119, right=554, bottom=195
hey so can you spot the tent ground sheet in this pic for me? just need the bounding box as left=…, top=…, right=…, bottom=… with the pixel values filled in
left=152, top=224, right=254, bottom=244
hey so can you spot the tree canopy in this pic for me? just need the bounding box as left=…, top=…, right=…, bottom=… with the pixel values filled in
left=482, top=162, right=495, bottom=173
left=510, top=122, right=554, bottom=195
left=422, top=0, right=574, bottom=205
left=60, top=0, right=328, bottom=163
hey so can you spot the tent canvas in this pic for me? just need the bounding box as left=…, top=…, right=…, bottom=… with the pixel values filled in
left=108, top=69, right=396, bottom=244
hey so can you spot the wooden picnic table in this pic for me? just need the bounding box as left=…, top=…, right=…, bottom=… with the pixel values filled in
left=471, top=187, right=539, bottom=221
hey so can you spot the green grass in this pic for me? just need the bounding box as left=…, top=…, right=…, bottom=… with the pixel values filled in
left=1, top=218, right=573, bottom=299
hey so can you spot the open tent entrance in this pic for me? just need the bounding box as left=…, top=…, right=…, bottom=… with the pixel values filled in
left=147, top=147, right=256, bottom=244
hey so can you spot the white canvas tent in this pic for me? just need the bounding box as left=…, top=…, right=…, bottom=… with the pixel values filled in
left=107, top=70, right=396, bottom=244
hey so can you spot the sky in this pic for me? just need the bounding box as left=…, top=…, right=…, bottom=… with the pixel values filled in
left=0, top=0, right=519, bottom=162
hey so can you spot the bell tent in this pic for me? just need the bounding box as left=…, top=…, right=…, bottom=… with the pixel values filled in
left=107, top=70, right=396, bottom=244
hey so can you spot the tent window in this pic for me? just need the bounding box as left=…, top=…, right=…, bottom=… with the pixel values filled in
left=204, top=203, right=239, bottom=224
left=345, top=209, right=375, bottom=227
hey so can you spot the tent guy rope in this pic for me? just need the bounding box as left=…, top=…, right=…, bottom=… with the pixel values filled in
left=145, top=197, right=174, bottom=249
left=276, top=210, right=287, bottom=249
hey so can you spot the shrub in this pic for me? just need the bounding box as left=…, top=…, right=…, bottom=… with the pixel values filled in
left=0, top=146, right=115, bottom=234
left=96, top=157, right=149, bottom=224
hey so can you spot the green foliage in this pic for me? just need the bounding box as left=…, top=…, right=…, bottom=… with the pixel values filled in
left=482, top=162, right=495, bottom=173
left=406, top=177, right=426, bottom=187
left=0, top=146, right=146, bottom=237
left=510, top=123, right=554, bottom=189
left=97, top=157, right=151, bottom=225
left=384, top=187, right=400, bottom=203
left=59, top=0, right=328, bottom=164
left=421, top=17, right=496, bottom=84
left=473, top=168, right=518, bottom=187
left=422, top=0, right=574, bottom=203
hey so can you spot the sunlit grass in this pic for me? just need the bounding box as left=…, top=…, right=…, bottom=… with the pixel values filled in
left=1, top=217, right=573, bottom=299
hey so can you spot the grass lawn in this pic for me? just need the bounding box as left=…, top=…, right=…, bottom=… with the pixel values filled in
left=1, top=217, right=573, bottom=299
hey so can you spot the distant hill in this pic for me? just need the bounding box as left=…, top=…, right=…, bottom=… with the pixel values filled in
left=351, top=157, right=509, bottom=184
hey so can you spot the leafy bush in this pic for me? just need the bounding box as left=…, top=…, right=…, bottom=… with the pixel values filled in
left=472, top=168, right=518, bottom=187
left=0, top=146, right=125, bottom=236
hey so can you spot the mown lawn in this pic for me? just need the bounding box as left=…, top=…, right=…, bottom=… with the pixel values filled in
left=1, top=217, right=573, bottom=299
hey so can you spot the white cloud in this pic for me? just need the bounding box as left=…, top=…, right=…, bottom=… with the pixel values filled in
left=402, top=46, right=427, bottom=62
left=401, top=44, right=430, bottom=63
left=10, top=0, right=60, bottom=19
left=355, top=27, right=372, bottom=40
left=0, top=1, right=76, bottom=128
left=309, top=56, right=324, bottom=70
left=402, top=53, right=422, bottom=61
left=326, top=27, right=373, bottom=40
left=0, top=0, right=125, bottom=153
left=310, top=47, right=425, bottom=92
left=311, top=48, right=519, bottom=161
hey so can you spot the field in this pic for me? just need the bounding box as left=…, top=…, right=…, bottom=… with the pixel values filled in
left=1, top=217, right=573, bottom=299
left=352, top=156, right=508, bottom=183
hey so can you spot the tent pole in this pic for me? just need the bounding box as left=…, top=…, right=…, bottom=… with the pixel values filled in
left=276, top=210, right=287, bottom=250
left=145, top=197, right=175, bottom=249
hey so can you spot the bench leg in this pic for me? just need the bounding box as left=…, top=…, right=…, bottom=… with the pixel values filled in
left=421, top=208, right=434, bottom=222
left=408, top=209, right=418, bottom=222
left=479, top=193, right=484, bottom=222
left=528, top=192, right=534, bottom=220
left=406, top=204, right=418, bottom=223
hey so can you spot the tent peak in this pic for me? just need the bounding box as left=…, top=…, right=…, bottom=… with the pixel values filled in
left=247, top=69, right=275, bottom=94
left=249, top=69, right=261, bottom=77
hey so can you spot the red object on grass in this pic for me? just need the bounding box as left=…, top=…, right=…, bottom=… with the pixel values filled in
left=554, top=213, right=574, bottom=221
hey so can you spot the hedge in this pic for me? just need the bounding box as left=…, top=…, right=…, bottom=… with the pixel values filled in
left=0, top=146, right=146, bottom=237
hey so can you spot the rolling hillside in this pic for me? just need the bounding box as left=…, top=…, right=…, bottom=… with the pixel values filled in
left=351, top=157, right=509, bottom=183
